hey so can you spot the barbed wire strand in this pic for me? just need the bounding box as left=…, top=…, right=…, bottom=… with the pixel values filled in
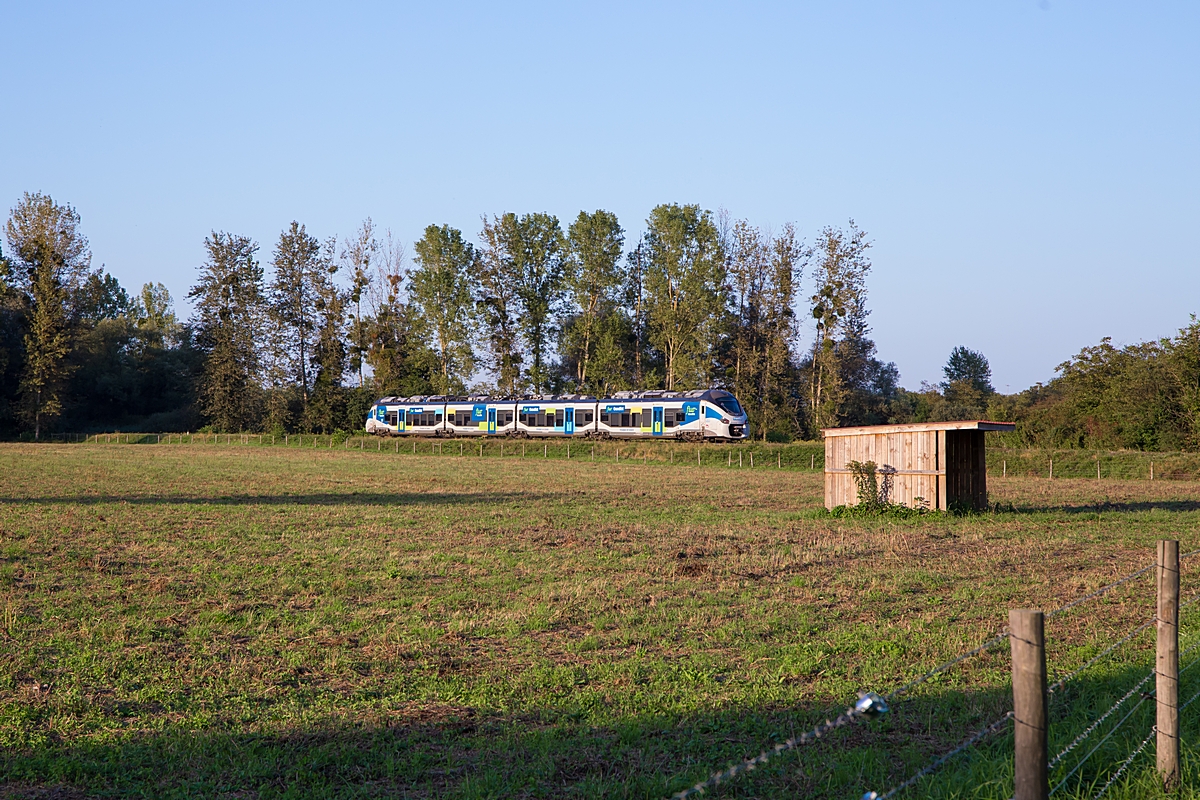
left=1180, top=548, right=1200, bottom=560
left=1048, top=616, right=1156, bottom=697
left=885, top=630, right=1011, bottom=702
left=1048, top=668, right=1155, bottom=769
left=1048, top=693, right=1152, bottom=797
left=863, top=711, right=1013, bottom=800
left=667, top=700, right=872, bottom=799
left=667, top=558, right=1195, bottom=800
left=666, top=627, right=1014, bottom=799
left=1180, top=682, right=1200, bottom=712
left=1091, top=725, right=1156, bottom=800
left=1047, top=563, right=1155, bottom=619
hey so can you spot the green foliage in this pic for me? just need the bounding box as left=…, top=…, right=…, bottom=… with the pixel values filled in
left=306, top=242, right=349, bottom=434
left=268, top=222, right=325, bottom=413
left=804, top=221, right=877, bottom=434
left=132, top=281, right=180, bottom=347
left=723, top=219, right=808, bottom=441
left=189, top=232, right=264, bottom=433
left=410, top=224, right=476, bottom=394
left=942, top=345, right=993, bottom=396
left=501, top=212, right=567, bottom=393
left=562, top=210, right=626, bottom=394
left=979, top=320, right=1200, bottom=451
left=641, top=204, right=725, bottom=391
left=4, top=192, right=92, bottom=438
left=475, top=216, right=525, bottom=395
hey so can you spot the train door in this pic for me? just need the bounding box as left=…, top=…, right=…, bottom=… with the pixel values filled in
left=487, top=408, right=497, bottom=433
left=397, top=408, right=406, bottom=432
left=565, top=407, right=575, bottom=435
left=652, top=406, right=664, bottom=436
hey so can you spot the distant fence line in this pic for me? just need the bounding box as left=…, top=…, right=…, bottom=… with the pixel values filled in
left=42, top=431, right=830, bottom=470
left=33, top=432, right=1200, bottom=480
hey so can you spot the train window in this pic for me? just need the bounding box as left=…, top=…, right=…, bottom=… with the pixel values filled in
left=386, top=411, right=398, bottom=426
left=546, top=411, right=556, bottom=427
left=665, top=414, right=676, bottom=428
left=502, top=412, right=513, bottom=425
left=584, top=411, right=594, bottom=423
left=676, top=411, right=686, bottom=422
left=600, top=413, right=609, bottom=425
left=631, top=412, right=641, bottom=428
left=621, top=413, right=631, bottom=427
left=435, top=414, right=443, bottom=424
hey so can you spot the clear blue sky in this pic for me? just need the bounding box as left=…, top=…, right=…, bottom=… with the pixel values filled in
left=2, top=2, right=1196, bottom=392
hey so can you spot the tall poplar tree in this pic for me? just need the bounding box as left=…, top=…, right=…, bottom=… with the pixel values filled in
left=725, top=220, right=807, bottom=439
left=268, top=222, right=324, bottom=413
left=563, top=210, right=625, bottom=393
left=189, top=232, right=264, bottom=432
left=410, top=224, right=475, bottom=394
left=475, top=216, right=524, bottom=395
left=499, top=212, right=567, bottom=393
left=306, top=236, right=348, bottom=432
left=342, top=219, right=378, bottom=388
left=807, top=221, right=872, bottom=432
left=641, top=204, right=726, bottom=391
left=4, top=192, right=92, bottom=438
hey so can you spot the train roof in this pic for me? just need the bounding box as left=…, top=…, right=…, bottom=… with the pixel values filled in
left=373, top=389, right=737, bottom=405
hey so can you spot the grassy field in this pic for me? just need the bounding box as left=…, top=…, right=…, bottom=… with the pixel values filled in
left=2, top=442, right=1200, bottom=799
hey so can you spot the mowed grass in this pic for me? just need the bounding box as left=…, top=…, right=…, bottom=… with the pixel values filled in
left=2, top=443, right=1200, bottom=799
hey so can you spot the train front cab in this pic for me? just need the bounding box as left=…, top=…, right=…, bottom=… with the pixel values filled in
left=367, top=401, right=403, bottom=435
left=701, top=391, right=749, bottom=440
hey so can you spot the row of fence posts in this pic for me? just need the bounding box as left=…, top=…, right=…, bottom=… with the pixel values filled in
left=1000, top=458, right=1157, bottom=480
left=66, top=433, right=824, bottom=469
left=1011, top=540, right=1180, bottom=799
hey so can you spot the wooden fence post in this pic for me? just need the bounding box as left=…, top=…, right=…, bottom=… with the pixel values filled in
left=1157, top=539, right=1180, bottom=790
left=1010, top=609, right=1048, bottom=800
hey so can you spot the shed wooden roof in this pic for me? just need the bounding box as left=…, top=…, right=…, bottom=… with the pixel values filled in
left=822, top=420, right=1016, bottom=437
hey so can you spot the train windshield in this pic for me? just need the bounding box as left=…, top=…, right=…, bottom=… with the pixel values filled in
left=714, top=395, right=743, bottom=415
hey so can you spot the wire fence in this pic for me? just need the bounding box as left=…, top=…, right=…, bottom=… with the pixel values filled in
left=43, top=431, right=835, bottom=471
left=661, top=543, right=1200, bottom=800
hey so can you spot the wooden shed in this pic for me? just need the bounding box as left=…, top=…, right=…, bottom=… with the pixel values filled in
left=823, top=421, right=1016, bottom=511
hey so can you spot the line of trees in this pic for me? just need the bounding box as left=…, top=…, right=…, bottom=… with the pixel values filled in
left=0, top=193, right=902, bottom=439
left=5, top=191, right=1198, bottom=449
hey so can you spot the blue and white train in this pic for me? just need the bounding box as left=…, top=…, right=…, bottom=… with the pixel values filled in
left=365, top=389, right=749, bottom=441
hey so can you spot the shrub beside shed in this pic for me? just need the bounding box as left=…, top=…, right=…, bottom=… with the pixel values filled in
left=823, top=421, right=1016, bottom=511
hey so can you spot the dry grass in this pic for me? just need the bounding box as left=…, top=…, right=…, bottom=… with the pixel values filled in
left=1, top=443, right=1198, bottom=798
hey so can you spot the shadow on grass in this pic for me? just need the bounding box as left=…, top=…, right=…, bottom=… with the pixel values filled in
left=3, top=664, right=1186, bottom=800
left=1051, top=501, right=1200, bottom=513
left=0, top=492, right=556, bottom=508
left=1010, top=500, right=1200, bottom=515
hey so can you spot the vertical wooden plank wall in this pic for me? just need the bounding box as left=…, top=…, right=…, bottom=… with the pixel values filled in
left=824, top=428, right=953, bottom=510
left=936, top=430, right=947, bottom=511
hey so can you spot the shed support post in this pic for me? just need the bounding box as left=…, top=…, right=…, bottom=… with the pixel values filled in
left=1010, top=609, right=1048, bottom=800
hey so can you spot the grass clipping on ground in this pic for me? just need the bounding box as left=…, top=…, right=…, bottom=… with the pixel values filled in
left=1, top=443, right=1199, bottom=799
